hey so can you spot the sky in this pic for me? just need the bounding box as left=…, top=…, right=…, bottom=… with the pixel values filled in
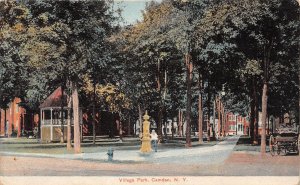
left=115, top=0, right=162, bottom=25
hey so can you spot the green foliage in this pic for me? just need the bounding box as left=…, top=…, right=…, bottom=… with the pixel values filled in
left=1, top=0, right=299, bottom=128
left=0, top=1, right=119, bottom=110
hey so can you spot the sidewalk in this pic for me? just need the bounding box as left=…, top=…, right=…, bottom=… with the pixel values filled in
left=0, top=136, right=240, bottom=164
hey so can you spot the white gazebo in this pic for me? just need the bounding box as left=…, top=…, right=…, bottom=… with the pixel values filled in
left=40, top=87, right=82, bottom=142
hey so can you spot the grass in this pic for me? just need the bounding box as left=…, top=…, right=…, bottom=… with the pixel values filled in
left=234, top=135, right=271, bottom=153
left=0, top=136, right=219, bottom=155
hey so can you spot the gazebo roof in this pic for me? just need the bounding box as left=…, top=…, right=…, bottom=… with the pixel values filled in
left=39, top=87, right=68, bottom=108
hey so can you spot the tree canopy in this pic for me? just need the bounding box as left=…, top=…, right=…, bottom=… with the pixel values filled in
left=0, top=0, right=299, bottom=149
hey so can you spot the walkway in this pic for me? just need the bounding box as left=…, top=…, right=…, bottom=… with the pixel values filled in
left=0, top=135, right=240, bottom=164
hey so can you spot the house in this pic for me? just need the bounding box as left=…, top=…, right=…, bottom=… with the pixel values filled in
left=0, top=97, right=38, bottom=137
left=226, top=113, right=249, bottom=136
left=162, top=119, right=178, bottom=136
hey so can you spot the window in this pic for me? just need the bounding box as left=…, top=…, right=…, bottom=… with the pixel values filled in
left=238, top=124, right=243, bottom=131
left=229, top=115, right=236, bottom=121
left=44, top=110, right=51, bottom=120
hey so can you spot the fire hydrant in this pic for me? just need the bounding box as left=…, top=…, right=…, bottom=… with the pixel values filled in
left=107, top=148, right=114, bottom=162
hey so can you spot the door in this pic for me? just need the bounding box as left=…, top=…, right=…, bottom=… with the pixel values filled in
left=237, top=124, right=244, bottom=135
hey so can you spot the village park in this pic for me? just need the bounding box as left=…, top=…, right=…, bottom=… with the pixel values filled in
left=0, top=1, right=300, bottom=185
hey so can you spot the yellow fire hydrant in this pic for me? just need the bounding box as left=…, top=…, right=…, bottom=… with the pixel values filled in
left=140, top=111, right=152, bottom=153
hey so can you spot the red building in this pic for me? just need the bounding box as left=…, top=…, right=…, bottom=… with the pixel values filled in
left=0, top=97, right=38, bottom=137
left=226, top=112, right=249, bottom=136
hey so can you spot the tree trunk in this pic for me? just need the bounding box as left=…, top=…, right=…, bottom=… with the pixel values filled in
left=217, top=97, right=221, bottom=138
left=178, top=109, right=182, bottom=137
left=72, top=81, right=81, bottom=154
left=298, top=19, right=300, bottom=161
left=138, top=104, right=142, bottom=134
left=207, top=84, right=211, bottom=141
left=171, top=119, right=174, bottom=139
left=163, top=109, right=168, bottom=140
left=60, top=85, right=65, bottom=143
left=128, top=116, right=131, bottom=136
left=261, top=82, right=268, bottom=154
left=185, top=53, right=193, bottom=147
left=298, top=34, right=300, bottom=159
left=254, top=83, right=259, bottom=144
left=67, top=96, right=72, bottom=150
left=156, top=59, right=163, bottom=143
left=118, top=113, right=123, bottom=141
left=198, top=74, right=203, bottom=144
left=254, top=103, right=259, bottom=144
left=267, top=114, right=270, bottom=136
left=222, top=104, right=225, bottom=137
left=119, top=121, right=123, bottom=141
left=37, top=112, right=40, bottom=139
left=0, top=108, right=2, bottom=135
left=198, top=94, right=203, bottom=143
left=213, top=99, right=216, bottom=139
left=157, top=107, right=163, bottom=143
left=181, top=110, right=184, bottom=136
left=92, top=82, right=96, bottom=145
left=4, top=108, right=7, bottom=136
left=250, top=94, right=255, bottom=143
left=224, top=112, right=227, bottom=136
left=261, top=43, right=271, bottom=151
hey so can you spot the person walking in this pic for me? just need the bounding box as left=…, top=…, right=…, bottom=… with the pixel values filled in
left=150, top=129, right=158, bottom=152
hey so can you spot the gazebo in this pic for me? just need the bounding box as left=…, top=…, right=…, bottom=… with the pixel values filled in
left=40, top=87, right=82, bottom=142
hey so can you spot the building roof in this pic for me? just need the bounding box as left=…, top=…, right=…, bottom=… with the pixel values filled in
left=39, top=87, right=68, bottom=108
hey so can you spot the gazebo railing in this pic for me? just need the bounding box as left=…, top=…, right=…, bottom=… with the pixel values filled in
left=43, top=119, right=81, bottom=125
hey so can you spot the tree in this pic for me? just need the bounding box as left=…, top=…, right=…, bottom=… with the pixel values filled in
left=136, top=0, right=210, bottom=146
left=0, top=0, right=119, bottom=151
left=233, top=0, right=299, bottom=153
left=0, top=2, right=34, bottom=136
left=196, top=0, right=299, bottom=152
left=118, top=1, right=184, bottom=142
left=27, top=0, right=118, bottom=152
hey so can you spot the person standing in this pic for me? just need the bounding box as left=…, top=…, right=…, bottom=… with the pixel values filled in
left=150, top=129, right=158, bottom=152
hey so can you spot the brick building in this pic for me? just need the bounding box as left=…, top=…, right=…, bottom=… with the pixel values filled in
left=226, top=113, right=249, bottom=136
left=0, top=97, right=38, bottom=137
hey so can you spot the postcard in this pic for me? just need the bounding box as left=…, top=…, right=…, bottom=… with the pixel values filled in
left=0, top=0, right=299, bottom=185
